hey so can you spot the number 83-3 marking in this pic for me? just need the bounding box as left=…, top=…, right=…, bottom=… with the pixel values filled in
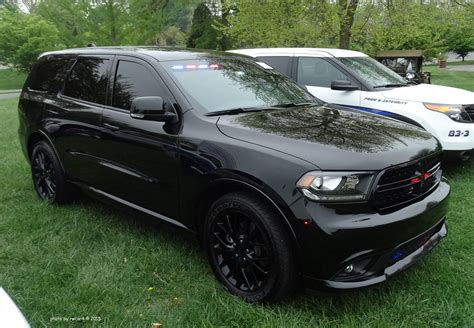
left=448, top=130, right=470, bottom=137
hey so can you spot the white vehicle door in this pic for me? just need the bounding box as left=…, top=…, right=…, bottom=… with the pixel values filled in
left=295, top=56, right=361, bottom=107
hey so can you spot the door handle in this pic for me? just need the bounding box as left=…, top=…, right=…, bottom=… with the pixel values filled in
left=103, top=123, right=120, bottom=131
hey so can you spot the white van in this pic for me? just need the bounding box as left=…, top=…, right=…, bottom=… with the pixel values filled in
left=229, top=48, right=474, bottom=159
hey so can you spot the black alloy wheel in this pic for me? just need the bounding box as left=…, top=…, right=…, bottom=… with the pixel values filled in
left=31, top=141, right=74, bottom=204
left=32, top=149, right=57, bottom=201
left=211, top=208, right=273, bottom=293
left=205, top=192, right=297, bottom=302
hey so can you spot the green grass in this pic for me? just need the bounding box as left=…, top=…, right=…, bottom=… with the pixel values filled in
left=0, top=68, right=27, bottom=90
left=1, top=73, right=474, bottom=327
left=429, top=66, right=474, bottom=91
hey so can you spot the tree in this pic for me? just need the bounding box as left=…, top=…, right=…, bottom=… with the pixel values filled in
left=448, top=31, right=474, bottom=61
left=0, top=9, right=62, bottom=70
left=445, top=7, right=474, bottom=61
left=337, top=0, right=359, bottom=49
left=187, top=2, right=218, bottom=49
left=158, top=26, right=186, bottom=46
left=222, top=0, right=338, bottom=49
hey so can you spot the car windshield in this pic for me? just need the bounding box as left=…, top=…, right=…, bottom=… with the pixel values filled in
left=338, top=56, right=408, bottom=88
left=161, top=58, right=318, bottom=113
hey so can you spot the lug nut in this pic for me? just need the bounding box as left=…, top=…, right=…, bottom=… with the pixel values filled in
left=344, top=264, right=354, bottom=274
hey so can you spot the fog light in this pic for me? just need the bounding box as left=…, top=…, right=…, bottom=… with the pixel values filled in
left=344, top=264, right=354, bottom=273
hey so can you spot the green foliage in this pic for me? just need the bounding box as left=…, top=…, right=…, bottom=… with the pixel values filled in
left=223, top=0, right=338, bottom=49
left=445, top=9, right=474, bottom=61
left=0, top=9, right=63, bottom=71
left=158, top=26, right=187, bottom=46
left=32, top=0, right=199, bottom=47
left=187, top=2, right=219, bottom=49
left=34, top=0, right=92, bottom=47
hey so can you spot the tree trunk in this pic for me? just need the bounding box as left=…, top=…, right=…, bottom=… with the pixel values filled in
left=338, top=0, right=359, bottom=49
left=107, top=0, right=117, bottom=45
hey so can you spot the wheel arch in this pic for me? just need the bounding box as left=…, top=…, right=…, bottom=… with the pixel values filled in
left=194, top=178, right=302, bottom=265
left=27, top=130, right=65, bottom=171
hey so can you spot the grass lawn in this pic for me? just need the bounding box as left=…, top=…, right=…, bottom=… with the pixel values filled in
left=1, top=79, right=474, bottom=326
left=0, top=68, right=27, bottom=90
left=429, top=66, right=474, bottom=91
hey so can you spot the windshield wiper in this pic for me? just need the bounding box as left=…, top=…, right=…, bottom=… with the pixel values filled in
left=269, top=102, right=316, bottom=108
left=205, top=102, right=317, bottom=117
left=205, top=107, right=270, bottom=117
left=373, top=83, right=408, bottom=89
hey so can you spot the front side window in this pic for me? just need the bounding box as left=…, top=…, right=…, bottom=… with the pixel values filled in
left=161, top=58, right=316, bottom=114
left=63, top=58, right=109, bottom=104
left=338, top=56, right=407, bottom=88
left=112, top=61, right=168, bottom=110
left=297, top=57, right=350, bottom=88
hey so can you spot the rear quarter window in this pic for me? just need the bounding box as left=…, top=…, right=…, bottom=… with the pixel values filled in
left=27, top=57, right=74, bottom=93
left=256, top=56, right=292, bottom=77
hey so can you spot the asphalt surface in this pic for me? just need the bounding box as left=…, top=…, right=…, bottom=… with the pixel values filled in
left=0, top=92, right=20, bottom=100
left=447, top=65, right=474, bottom=72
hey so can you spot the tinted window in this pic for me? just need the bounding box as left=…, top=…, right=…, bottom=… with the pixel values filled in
left=162, top=58, right=317, bottom=113
left=297, top=57, right=349, bottom=88
left=63, top=58, right=109, bottom=104
left=112, top=61, right=167, bottom=110
left=28, top=58, right=74, bottom=93
left=256, top=56, right=292, bottom=76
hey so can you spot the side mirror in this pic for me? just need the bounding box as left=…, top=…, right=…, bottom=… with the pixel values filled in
left=130, top=96, right=177, bottom=123
left=331, top=80, right=359, bottom=91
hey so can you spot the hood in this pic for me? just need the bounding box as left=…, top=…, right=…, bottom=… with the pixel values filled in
left=382, top=84, right=474, bottom=104
left=216, top=105, right=441, bottom=171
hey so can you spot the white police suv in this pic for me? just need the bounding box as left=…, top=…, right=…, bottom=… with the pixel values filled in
left=229, top=48, right=474, bottom=159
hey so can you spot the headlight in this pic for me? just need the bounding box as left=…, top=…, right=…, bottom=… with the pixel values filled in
left=296, top=171, right=374, bottom=202
left=424, top=103, right=471, bottom=122
left=405, top=72, right=415, bottom=80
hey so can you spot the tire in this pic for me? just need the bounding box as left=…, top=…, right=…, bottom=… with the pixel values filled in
left=204, top=191, right=297, bottom=302
left=31, top=141, right=74, bottom=204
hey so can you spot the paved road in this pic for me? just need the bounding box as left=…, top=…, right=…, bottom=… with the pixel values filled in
left=448, top=52, right=474, bottom=62
left=447, top=65, right=474, bottom=72
left=0, top=92, right=20, bottom=100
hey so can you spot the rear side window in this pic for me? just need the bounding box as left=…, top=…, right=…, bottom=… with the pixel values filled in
left=28, top=58, right=74, bottom=93
left=112, top=60, right=168, bottom=110
left=256, top=56, right=292, bottom=77
left=63, top=58, right=109, bottom=104
left=297, top=57, right=350, bottom=88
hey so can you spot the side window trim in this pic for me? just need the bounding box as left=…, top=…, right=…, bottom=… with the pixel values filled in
left=106, top=55, right=176, bottom=112
left=59, top=55, right=114, bottom=106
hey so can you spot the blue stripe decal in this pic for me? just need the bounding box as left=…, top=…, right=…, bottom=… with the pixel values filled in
left=336, top=104, right=395, bottom=118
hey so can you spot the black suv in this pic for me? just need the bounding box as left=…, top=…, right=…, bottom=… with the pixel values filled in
left=19, top=47, right=450, bottom=302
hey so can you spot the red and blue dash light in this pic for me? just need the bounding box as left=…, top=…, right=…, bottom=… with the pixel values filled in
left=172, top=64, right=220, bottom=70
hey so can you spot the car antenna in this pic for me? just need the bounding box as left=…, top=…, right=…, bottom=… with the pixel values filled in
left=87, top=43, right=96, bottom=47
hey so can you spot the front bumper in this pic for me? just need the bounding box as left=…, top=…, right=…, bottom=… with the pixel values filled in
left=427, top=114, right=474, bottom=152
left=303, top=221, right=447, bottom=291
left=290, top=179, right=450, bottom=292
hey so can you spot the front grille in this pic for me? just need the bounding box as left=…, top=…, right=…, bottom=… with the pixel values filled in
left=465, top=105, right=474, bottom=121
left=373, top=154, right=442, bottom=211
